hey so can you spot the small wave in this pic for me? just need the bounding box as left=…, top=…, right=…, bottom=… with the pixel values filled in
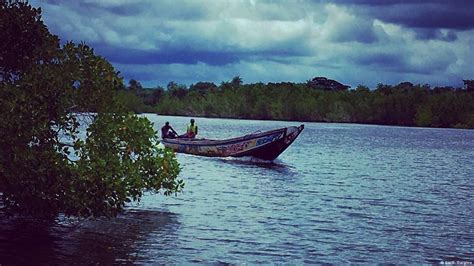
left=313, top=227, right=345, bottom=234
left=230, top=249, right=293, bottom=257
left=342, top=211, right=374, bottom=220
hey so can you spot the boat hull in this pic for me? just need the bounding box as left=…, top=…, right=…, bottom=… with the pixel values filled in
left=161, top=124, right=304, bottom=161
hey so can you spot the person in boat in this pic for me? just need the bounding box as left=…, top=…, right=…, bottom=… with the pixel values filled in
left=185, top=118, right=198, bottom=138
left=161, top=122, right=178, bottom=139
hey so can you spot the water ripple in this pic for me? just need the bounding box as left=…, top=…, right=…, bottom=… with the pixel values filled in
left=1, top=117, right=473, bottom=264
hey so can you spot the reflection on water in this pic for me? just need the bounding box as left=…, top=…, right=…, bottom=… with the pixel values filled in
left=1, top=115, right=474, bottom=264
left=0, top=209, right=179, bottom=264
left=217, top=157, right=296, bottom=175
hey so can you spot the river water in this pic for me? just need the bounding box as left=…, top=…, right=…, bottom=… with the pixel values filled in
left=1, top=115, right=473, bottom=264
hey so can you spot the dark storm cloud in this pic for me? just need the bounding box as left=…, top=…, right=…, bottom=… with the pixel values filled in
left=29, top=0, right=473, bottom=88
left=92, top=43, right=309, bottom=66
left=350, top=47, right=456, bottom=75
left=84, top=2, right=145, bottom=16
left=414, top=28, right=458, bottom=42
left=352, top=52, right=405, bottom=70
left=335, top=0, right=474, bottom=30
left=42, top=0, right=145, bottom=16
left=42, top=0, right=210, bottom=20
left=91, top=44, right=239, bottom=65
left=372, top=4, right=474, bottom=30
left=331, top=0, right=471, bottom=6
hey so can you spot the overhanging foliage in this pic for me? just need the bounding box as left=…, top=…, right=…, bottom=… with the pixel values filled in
left=0, top=1, right=183, bottom=218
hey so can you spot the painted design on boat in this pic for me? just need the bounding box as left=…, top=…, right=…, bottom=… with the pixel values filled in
left=161, top=124, right=304, bottom=161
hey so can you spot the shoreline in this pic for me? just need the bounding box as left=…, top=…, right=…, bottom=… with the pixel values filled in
left=141, top=113, right=474, bottom=130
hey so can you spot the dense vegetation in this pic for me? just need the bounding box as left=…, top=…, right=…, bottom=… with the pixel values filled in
left=0, top=1, right=182, bottom=218
left=125, top=77, right=474, bottom=129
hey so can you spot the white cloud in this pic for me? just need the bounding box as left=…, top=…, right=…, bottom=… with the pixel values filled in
left=30, top=0, right=473, bottom=88
left=320, top=4, right=377, bottom=43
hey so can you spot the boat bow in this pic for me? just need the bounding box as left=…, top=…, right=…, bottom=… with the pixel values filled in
left=161, top=124, right=304, bottom=161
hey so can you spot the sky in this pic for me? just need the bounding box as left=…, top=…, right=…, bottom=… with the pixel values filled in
left=30, top=0, right=474, bottom=89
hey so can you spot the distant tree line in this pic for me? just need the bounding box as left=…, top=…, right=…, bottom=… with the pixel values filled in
left=120, top=77, right=474, bottom=129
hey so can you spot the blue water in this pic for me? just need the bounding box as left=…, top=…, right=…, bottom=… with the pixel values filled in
left=1, top=115, right=473, bottom=264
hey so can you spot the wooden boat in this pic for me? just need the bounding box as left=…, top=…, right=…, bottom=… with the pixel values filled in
left=161, top=124, right=304, bottom=161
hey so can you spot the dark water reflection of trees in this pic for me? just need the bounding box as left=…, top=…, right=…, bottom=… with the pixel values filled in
left=0, top=209, right=180, bottom=264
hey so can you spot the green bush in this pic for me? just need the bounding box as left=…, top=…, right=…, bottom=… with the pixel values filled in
left=0, top=1, right=182, bottom=218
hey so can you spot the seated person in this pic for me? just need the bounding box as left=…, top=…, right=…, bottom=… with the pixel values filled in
left=185, top=118, right=198, bottom=138
left=161, top=122, right=178, bottom=139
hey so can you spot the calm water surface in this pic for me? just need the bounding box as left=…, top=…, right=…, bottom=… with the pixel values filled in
left=1, top=115, right=473, bottom=264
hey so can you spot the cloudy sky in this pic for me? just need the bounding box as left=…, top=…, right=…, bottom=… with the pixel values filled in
left=30, top=0, right=474, bottom=88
